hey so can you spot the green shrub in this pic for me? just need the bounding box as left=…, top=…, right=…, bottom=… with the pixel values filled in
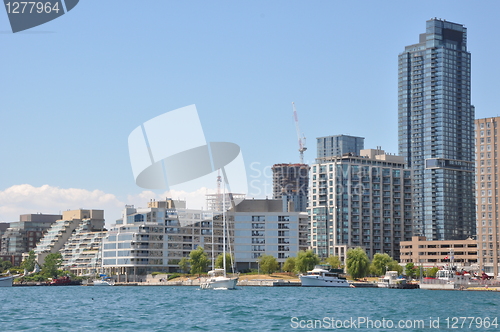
left=167, top=273, right=181, bottom=280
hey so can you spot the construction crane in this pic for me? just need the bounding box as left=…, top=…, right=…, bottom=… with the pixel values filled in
left=292, top=102, right=307, bottom=164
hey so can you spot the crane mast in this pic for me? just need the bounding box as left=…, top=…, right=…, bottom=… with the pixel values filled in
left=292, top=102, right=307, bottom=164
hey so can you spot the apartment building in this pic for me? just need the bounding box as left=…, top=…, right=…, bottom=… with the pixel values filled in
left=475, top=117, right=500, bottom=278
left=310, top=148, right=413, bottom=263
left=33, top=209, right=104, bottom=265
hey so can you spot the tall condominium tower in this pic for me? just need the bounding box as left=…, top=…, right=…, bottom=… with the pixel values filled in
left=475, top=117, right=500, bottom=278
left=317, top=134, right=364, bottom=160
left=272, top=163, right=309, bottom=212
left=398, top=18, right=475, bottom=240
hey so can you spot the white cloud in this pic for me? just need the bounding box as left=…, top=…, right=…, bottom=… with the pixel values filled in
left=0, top=184, right=124, bottom=224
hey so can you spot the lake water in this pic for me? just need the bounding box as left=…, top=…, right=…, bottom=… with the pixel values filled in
left=1, top=286, right=499, bottom=331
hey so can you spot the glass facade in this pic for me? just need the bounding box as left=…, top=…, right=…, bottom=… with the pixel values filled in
left=398, top=19, right=475, bottom=240
left=316, top=135, right=365, bottom=160
left=272, top=164, right=310, bottom=212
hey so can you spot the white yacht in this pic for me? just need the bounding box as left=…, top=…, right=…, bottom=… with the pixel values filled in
left=378, top=271, right=408, bottom=288
left=0, top=275, right=16, bottom=287
left=299, top=265, right=350, bottom=287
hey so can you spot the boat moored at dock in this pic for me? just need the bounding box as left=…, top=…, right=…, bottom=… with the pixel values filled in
left=377, top=271, right=418, bottom=289
left=0, top=275, right=16, bottom=287
left=299, top=265, right=350, bottom=287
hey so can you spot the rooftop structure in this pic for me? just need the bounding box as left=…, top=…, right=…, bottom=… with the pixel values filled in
left=316, top=134, right=364, bottom=160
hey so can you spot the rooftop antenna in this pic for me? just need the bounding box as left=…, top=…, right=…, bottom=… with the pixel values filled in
left=292, top=102, right=307, bottom=164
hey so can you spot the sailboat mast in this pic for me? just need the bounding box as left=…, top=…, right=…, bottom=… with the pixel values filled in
left=222, top=175, right=226, bottom=277
left=213, top=170, right=222, bottom=271
left=211, top=212, right=214, bottom=270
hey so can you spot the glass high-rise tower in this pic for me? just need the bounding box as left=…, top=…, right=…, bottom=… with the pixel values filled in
left=398, top=18, right=475, bottom=240
left=316, top=134, right=365, bottom=160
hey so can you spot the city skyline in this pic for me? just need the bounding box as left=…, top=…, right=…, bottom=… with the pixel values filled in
left=2, top=2, right=500, bottom=224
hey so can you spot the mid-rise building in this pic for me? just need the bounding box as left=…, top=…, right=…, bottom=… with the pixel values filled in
left=316, top=134, right=364, bottom=160
left=398, top=18, right=475, bottom=240
left=61, top=221, right=108, bottom=275
left=0, top=214, right=60, bottom=266
left=400, top=236, right=478, bottom=271
left=272, top=163, right=309, bottom=212
left=230, top=199, right=309, bottom=271
left=102, top=199, right=218, bottom=279
left=0, top=222, right=11, bottom=264
left=101, top=198, right=308, bottom=280
left=475, top=117, right=500, bottom=278
left=33, top=209, right=104, bottom=265
left=310, top=148, right=413, bottom=262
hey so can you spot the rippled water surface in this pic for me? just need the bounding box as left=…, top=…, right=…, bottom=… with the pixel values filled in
left=1, top=286, right=499, bottom=331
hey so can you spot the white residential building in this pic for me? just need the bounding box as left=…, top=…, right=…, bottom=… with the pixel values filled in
left=230, top=199, right=308, bottom=271
left=101, top=198, right=308, bottom=279
left=33, top=209, right=104, bottom=265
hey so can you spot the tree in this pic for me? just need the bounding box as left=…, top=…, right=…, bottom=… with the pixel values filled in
left=282, top=257, right=296, bottom=273
left=189, top=246, right=209, bottom=275
left=346, top=247, right=370, bottom=279
left=21, top=250, right=37, bottom=272
left=415, top=265, right=426, bottom=278
left=370, top=253, right=401, bottom=276
left=387, top=260, right=403, bottom=275
left=215, top=253, right=234, bottom=272
left=258, top=255, right=279, bottom=275
left=42, top=253, right=63, bottom=278
left=324, top=256, right=342, bottom=269
left=0, top=259, right=13, bottom=273
left=427, top=267, right=439, bottom=278
left=295, top=250, right=320, bottom=273
left=405, top=262, right=416, bottom=279
left=178, top=257, right=190, bottom=273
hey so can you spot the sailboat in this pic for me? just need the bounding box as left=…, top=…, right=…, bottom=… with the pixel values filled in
left=93, top=275, right=114, bottom=286
left=200, top=173, right=239, bottom=290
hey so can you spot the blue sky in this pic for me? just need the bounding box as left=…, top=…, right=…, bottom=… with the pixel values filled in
left=1, top=1, right=498, bottom=224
